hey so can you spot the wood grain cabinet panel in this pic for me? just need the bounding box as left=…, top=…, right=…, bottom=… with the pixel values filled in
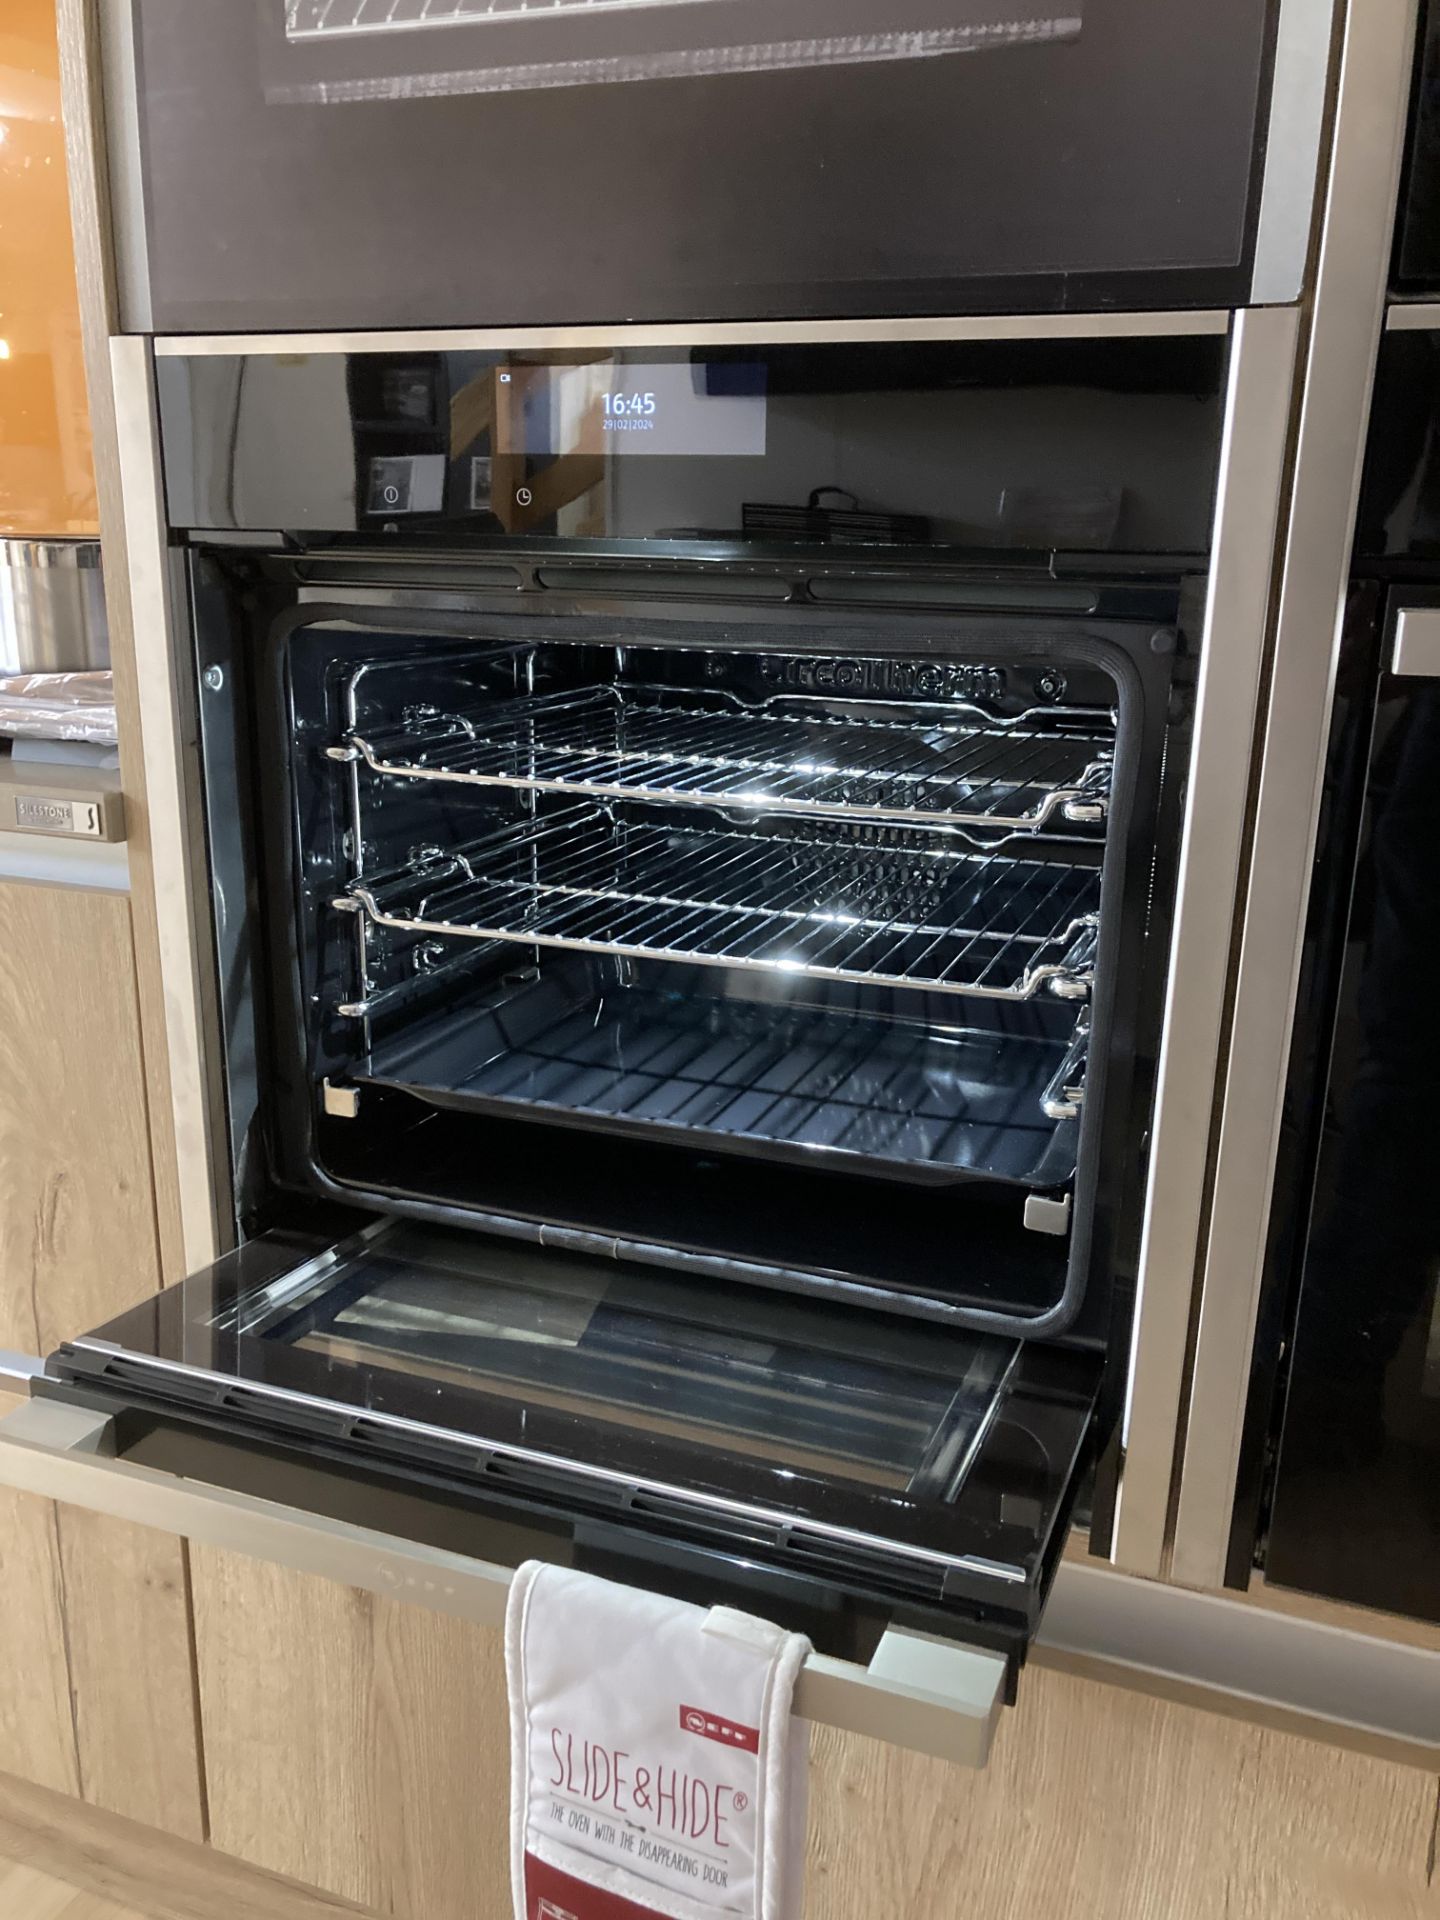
left=0, top=882, right=203, bottom=1840
left=189, top=1547, right=1440, bottom=1920
left=807, top=1665, right=1440, bottom=1920
left=0, top=1471, right=79, bottom=1801
left=0, top=880, right=161, bottom=1353
left=191, top=1546, right=510, bottom=1918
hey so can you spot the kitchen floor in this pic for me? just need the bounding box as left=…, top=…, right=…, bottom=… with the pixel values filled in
left=1, top=1859, right=147, bottom=1920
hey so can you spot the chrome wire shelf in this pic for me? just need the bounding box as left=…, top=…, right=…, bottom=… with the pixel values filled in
left=332, top=684, right=1113, bottom=832
left=336, top=812, right=1101, bottom=1000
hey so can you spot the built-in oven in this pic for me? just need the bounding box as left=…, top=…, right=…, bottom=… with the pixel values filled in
left=31, top=329, right=1233, bottom=1699
left=102, top=0, right=1328, bottom=331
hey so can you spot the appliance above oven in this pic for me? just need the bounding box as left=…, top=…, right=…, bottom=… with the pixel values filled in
left=109, top=0, right=1320, bottom=329
left=36, top=332, right=1225, bottom=1700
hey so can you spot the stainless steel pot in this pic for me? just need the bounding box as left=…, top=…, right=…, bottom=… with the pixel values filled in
left=0, top=541, right=110, bottom=674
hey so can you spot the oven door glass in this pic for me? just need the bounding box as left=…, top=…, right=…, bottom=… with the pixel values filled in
left=125, top=0, right=1275, bottom=329
left=52, top=1218, right=1100, bottom=1633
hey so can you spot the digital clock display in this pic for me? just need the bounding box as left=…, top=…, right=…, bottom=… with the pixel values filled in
left=498, top=360, right=766, bottom=459
left=603, top=391, right=658, bottom=420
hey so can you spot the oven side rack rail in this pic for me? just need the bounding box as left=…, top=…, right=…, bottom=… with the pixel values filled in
left=326, top=683, right=1114, bottom=836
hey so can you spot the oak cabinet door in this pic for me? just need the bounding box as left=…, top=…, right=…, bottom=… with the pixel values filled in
left=0, top=882, right=203, bottom=1838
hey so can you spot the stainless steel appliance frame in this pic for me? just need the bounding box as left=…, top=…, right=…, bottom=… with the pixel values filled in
left=4, top=1389, right=1434, bottom=1756
left=97, top=0, right=1339, bottom=332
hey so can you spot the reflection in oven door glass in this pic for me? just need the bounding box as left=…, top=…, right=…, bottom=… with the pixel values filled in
left=272, top=0, right=1083, bottom=103
left=271, top=1225, right=1016, bottom=1495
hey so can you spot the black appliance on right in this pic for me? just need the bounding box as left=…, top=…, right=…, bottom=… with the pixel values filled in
left=1232, top=330, right=1440, bottom=1625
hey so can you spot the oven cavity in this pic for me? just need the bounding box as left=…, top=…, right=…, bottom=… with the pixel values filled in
left=315, top=637, right=1114, bottom=1203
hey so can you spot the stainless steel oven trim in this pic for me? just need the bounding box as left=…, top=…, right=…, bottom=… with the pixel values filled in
left=1251, top=0, right=1340, bottom=305
left=68, top=1336, right=1031, bottom=1586
left=150, top=313, right=1234, bottom=358
left=97, top=0, right=152, bottom=334
left=110, top=333, right=227, bottom=1272
left=0, top=1397, right=1009, bottom=1768
left=1169, top=0, right=1420, bottom=1593
left=0, top=1351, right=44, bottom=1393
left=1108, top=302, right=1301, bottom=1578
left=6, top=1396, right=1433, bottom=1759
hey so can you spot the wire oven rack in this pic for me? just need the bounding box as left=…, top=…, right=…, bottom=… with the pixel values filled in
left=332, top=684, right=1113, bottom=833
left=335, top=811, right=1101, bottom=1000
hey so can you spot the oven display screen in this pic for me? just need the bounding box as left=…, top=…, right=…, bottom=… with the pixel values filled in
left=497, top=360, right=767, bottom=459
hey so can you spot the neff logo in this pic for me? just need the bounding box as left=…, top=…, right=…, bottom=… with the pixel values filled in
left=759, top=656, right=1004, bottom=701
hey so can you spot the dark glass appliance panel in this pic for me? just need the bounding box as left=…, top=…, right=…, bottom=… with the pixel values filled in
left=1394, top=0, right=1440, bottom=292
left=1261, top=615, right=1440, bottom=1623
left=129, top=0, right=1275, bottom=329
left=156, top=338, right=1230, bottom=551
left=48, top=1219, right=1101, bottom=1619
left=1354, top=330, right=1440, bottom=559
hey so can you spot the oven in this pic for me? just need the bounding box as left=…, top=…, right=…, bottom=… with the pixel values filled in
left=101, top=0, right=1329, bottom=331
left=30, top=326, right=1239, bottom=1704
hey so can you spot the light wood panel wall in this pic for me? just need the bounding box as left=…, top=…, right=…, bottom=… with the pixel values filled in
left=188, top=1549, right=1440, bottom=1920
left=0, top=881, right=203, bottom=1840
left=0, top=881, right=161, bottom=1352
left=808, top=1674, right=1440, bottom=1920
left=0, top=1389, right=78, bottom=1803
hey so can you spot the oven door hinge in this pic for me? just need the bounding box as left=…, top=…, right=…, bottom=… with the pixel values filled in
left=322, top=1078, right=361, bottom=1120
left=1023, top=1193, right=1072, bottom=1237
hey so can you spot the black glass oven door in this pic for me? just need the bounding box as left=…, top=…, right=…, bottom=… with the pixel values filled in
left=46, top=1218, right=1099, bottom=1658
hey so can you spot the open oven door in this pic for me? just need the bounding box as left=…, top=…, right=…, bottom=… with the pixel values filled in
left=4, top=1216, right=1100, bottom=1760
